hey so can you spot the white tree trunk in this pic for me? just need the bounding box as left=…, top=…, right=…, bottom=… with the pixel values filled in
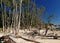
left=18, top=0, right=23, bottom=29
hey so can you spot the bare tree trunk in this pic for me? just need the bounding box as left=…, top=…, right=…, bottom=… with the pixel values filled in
left=8, top=9, right=11, bottom=33
left=21, top=7, right=25, bottom=29
left=13, top=0, right=16, bottom=34
left=28, top=0, right=30, bottom=29
left=18, top=0, right=23, bottom=29
left=1, top=0, right=5, bottom=32
left=15, top=3, right=19, bottom=35
left=45, top=24, right=49, bottom=36
left=13, top=9, right=15, bottom=34
left=4, top=6, right=6, bottom=32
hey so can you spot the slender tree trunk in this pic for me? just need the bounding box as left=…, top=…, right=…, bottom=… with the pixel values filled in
left=18, top=0, right=23, bottom=29
left=13, top=0, right=16, bottom=34
left=16, top=3, right=18, bottom=31
left=4, top=5, right=7, bottom=32
left=13, top=9, right=15, bottom=34
left=22, top=8, right=25, bottom=29
left=8, top=9, right=11, bottom=32
left=1, top=0, right=5, bottom=32
left=45, top=24, right=49, bottom=36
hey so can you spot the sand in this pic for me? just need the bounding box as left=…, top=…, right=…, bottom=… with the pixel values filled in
left=9, top=36, right=60, bottom=43
left=0, top=29, right=60, bottom=43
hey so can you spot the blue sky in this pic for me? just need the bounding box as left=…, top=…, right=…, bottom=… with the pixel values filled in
left=35, top=0, right=60, bottom=25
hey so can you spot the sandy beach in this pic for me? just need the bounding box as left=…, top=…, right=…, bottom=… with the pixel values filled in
left=9, top=36, right=60, bottom=43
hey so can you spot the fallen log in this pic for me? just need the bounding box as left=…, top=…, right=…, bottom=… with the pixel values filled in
left=8, top=37, right=16, bottom=43
left=10, top=35, right=40, bottom=43
left=0, top=35, right=16, bottom=43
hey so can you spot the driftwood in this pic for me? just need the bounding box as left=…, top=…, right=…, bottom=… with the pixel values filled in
left=0, top=35, right=16, bottom=43
left=8, top=37, right=16, bottom=43
left=11, top=35, right=40, bottom=43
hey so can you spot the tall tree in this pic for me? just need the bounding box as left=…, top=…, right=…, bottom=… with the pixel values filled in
left=45, top=14, right=55, bottom=35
